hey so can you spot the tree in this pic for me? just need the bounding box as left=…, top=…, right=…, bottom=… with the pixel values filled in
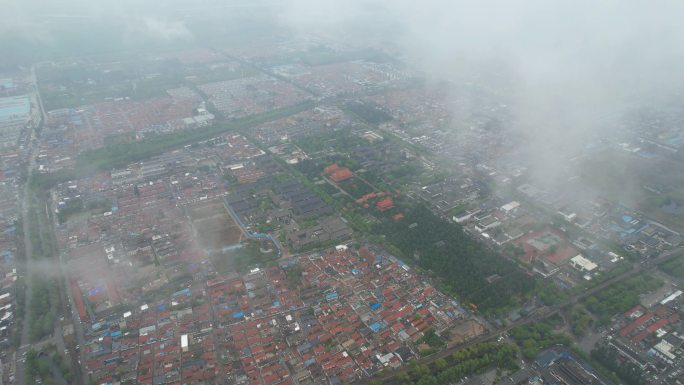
left=434, top=358, right=448, bottom=371
left=570, top=304, right=593, bottom=336
left=410, top=363, right=430, bottom=381
left=397, top=371, right=411, bottom=383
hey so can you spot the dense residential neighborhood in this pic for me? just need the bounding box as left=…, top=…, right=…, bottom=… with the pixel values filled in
left=1, top=4, right=684, bottom=385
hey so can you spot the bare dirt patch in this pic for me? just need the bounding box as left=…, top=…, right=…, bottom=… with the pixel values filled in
left=188, top=201, right=244, bottom=251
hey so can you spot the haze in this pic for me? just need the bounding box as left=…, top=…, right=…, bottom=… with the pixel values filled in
left=2, top=2, right=684, bottom=385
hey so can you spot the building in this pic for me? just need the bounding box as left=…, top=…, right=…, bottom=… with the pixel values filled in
left=324, top=163, right=354, bottom=183
left=376, top=197, right=394, bottom=212
left=330, top=168, right=353, bottom=183
left=181, top=334, right=189, bottom=353
left=0, top=95, right=31, bottom=147
left=652, top=340, right=677, bottom=364
left=569, top=255, right=597, bottom=273
left=500, top=201, right=520, bottom=215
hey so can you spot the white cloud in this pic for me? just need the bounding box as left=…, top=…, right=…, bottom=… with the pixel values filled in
left=277, top=0, right=684, bottom=193
left=137, top=16, right=194, bottom=41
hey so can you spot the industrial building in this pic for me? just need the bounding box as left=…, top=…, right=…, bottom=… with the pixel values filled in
left=0, top=95, right=31, bottom=147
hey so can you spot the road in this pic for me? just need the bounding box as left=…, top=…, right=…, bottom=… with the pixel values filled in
left=357, top=245, right=684, bottom=384
left=13, top=62, right=44, bottom=385
left=39, top=193, right=86, bottom=385
left=29, top=62, right=47, bottom=123
left=57, top=222, right=88, bottom=385
left=15, top=128, right=37, bottom=385
left=13, top=61, right=76, bottom=385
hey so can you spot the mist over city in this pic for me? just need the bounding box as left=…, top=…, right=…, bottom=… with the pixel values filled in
left=0, top=1, right=683, bottom=385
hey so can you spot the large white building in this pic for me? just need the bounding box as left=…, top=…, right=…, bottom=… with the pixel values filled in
left=0, top=95, right=31, bottom=147
left=652, top=340, right=677, bottom=364
left=181, top=334, right=189, bottom=352
left=569, top=254, right=598, bottom=273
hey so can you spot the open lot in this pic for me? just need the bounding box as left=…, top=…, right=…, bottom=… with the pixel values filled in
left=188, top=201, right=244, bottom=251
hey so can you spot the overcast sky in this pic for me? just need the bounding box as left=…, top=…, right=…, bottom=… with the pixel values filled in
left=5, top=0, right=684, bottom=195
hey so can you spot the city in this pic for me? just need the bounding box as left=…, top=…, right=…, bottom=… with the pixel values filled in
left=1, top=2, right=684, bottom=385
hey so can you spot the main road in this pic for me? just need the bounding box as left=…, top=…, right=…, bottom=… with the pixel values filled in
left=14, top=61, right=48, bottom=385
left=14, top=61, right=75, bottom=385
left=14, top=116, right=38, bottom=385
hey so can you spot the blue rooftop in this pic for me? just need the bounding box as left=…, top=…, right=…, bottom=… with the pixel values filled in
left=369, top=321, right=386, bottom=333
left=0, top=95, right=30, bottom=122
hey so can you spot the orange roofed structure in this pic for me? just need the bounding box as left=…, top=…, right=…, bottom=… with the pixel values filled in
left=324, top=163, right=353, bottom=182
left=324, top=163, right=340, bottom=174
left=330, top=168, right=353, bottom=182
left=376, top=197, right=394, bottom=211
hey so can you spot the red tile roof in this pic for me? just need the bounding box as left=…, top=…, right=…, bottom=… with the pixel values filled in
left=376, top=197, right=394, bottom=211
left=330, top=168, right=353, bottom=182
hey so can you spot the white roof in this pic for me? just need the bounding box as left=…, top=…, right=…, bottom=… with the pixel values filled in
left=654, top=340, right=676, bottom=360
left=501, top=201, right=520, bottom=212
left=570, top=254, right=598, bottom=271
left=660, top=290, right=683, bottom=305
